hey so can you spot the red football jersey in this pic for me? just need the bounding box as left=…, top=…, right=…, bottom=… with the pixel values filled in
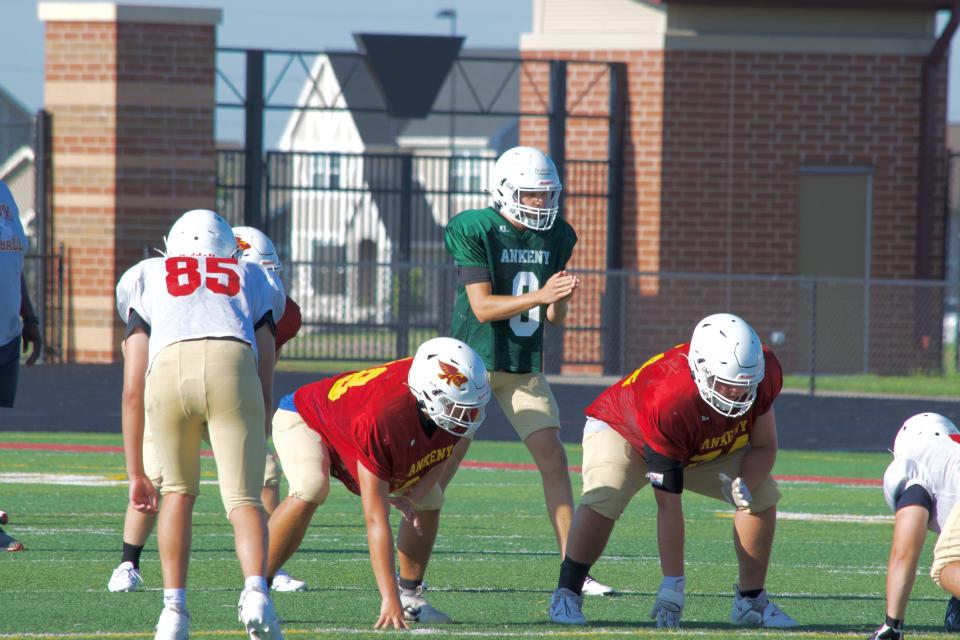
left=275, top=296, right=301, bottom=353
left=293, top=358, right=459, bottom=496
left=585, top=343, right=782, bottom=465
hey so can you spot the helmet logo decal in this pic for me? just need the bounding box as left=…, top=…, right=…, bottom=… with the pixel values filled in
left=235, top=237, right=251, bottom=251
left=437, top=360, right=468, bottom=389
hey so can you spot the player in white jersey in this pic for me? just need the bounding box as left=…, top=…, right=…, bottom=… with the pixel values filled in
left=116, top=209, right=285, bottom=640
left=868, top=412, right=960, bottom=639
left=108, top=225, right=306, bottom=595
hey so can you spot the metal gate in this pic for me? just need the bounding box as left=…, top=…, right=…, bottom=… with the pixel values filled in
left=215, top=45, right=625, bottom=366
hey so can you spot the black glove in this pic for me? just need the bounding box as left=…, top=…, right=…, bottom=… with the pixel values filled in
left=868, top=623, right=904, bottom=640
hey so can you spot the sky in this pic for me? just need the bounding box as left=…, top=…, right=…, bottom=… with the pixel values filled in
left=0, top=0, right=533, bottom=143
left=3, top=1, right=960, bottom=141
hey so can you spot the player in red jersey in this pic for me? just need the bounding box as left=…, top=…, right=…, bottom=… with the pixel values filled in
left=265, top=337, right=490, bottom=629
left=549, top=313, right=798, bottom=629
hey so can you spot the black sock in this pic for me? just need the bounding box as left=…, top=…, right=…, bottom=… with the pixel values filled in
left=121, top=542, right=144, bottom=570
left=740, top=588, right=763, bottom=599
left=885, top=615, right=903, bottom=629
left=398, top=577, right=422, bottom=594
left=558, top=556, right=592, bottom=595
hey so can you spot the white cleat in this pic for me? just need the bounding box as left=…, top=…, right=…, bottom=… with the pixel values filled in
left=237, top=588, right=284, bottom=639
left=581, top=575, right=614, bottom=596
left=154, top=605, right=189, bottom=640
left=108, top=561, right=144, bottom=592
left=548, top=587, right=586, bottom=624
left=730, top=585, right=799, bottom=628
left=400, top=585, right=453, bottom=624
left=270, top=569, right=306, bottom=593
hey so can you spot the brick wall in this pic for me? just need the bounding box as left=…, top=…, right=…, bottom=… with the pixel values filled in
left=42, top=8, right=218, bottom=362
left=520, top=47, right=948, bottom=375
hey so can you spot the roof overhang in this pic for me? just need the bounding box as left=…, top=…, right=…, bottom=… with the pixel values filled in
left=661, top=0, right=952, bottom=9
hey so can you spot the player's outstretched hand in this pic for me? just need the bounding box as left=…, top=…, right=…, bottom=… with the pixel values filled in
left=719, top=473, right=752, bottom=509
left=540, top=271, right=579, bottom=304
left=868, top=623, right=904, bottom=639
left=649, top=584, right=684, bottom=628
left=389, top=495, right=422, bottom=536
left=374, top=599, right=409, bottom=630
left=129, top=475, right=158, bottom=513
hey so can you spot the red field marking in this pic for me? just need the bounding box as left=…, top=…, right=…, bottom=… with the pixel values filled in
left=0, top=442, right=883, bottom=486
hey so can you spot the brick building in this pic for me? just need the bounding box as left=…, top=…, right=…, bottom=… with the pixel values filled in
left=37, top=1, right=953, bottom=373
left=521, top=0, right=953, bottom=375
left=38, top=3, right=220, bottom=362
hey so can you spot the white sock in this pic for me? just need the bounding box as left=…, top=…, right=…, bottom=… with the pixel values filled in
left=245, top=576, right=268, bottom=593
left=163, top=588, right=186, bottom=609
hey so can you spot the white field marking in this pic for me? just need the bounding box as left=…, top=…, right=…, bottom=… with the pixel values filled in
left=0, top=473, right=219, bottom=487
left=776, top=482, right=877, bottom=491
left=713, top=510, right=893, bottom=524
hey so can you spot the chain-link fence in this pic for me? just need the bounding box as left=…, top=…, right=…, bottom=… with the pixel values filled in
left=273, top=261, right=957, bottom=389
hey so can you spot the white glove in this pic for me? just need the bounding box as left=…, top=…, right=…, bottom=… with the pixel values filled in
left=719, top=472, right=753, bottom=509
left=650, top=579, right=684, bottom=628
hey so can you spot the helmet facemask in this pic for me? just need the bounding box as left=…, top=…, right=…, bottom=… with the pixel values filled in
left=423, top=392, right=487, bottom=437
left=691, top=363, right=759, bottom=419
left=500, top=184, right=561, bottom=231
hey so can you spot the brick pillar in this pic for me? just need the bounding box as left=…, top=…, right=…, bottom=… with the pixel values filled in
left=39, top=3, right=221, bottom=362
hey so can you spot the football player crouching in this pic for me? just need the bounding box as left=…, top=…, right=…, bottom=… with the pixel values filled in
left=549, top=313, right=798, bottom=629
left=264, top=337, right=490, bottom=629
left=869, top=413, right=960, bottom=639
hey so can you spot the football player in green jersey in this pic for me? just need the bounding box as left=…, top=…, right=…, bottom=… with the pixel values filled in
left=439, top=146, right=612, bottom=596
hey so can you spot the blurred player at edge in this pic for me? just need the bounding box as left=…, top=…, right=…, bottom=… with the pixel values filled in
left=116, top=209, right=285, bottom=640
left=867, top=412, right=960, bottom=639
left=0, top=180, right=40, bottom=553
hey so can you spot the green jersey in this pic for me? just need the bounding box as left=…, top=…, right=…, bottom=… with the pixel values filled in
left=444, top=207, right=577, bottom=373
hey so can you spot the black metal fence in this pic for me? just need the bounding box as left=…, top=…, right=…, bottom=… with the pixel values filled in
left=22, top=249, right=64, bottom=363
left=217, top=148, right=615, bottom=361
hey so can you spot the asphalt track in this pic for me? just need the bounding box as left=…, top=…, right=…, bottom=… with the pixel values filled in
left=3, top=363, right=960, bottom=452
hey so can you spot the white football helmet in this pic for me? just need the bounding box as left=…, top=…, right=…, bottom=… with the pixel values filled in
left=407, top=337, right=490, bottom=438
left=234, top=226, right=281, bottom=271
left=882, top=456, right=922, bottom=512
left=164, top=209, right=239, bottom=259
left=893, top=412, right=960, bottom=458
left=687, top=313, right=765, bottom=419
left=489, top=146, right=562, bottom=231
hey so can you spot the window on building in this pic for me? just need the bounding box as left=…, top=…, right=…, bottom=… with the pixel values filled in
left=451, top=156, right=483, bottom=193
left=312, top=241, right=346, bottom=295
left=312, top=154, right=342, bottom=190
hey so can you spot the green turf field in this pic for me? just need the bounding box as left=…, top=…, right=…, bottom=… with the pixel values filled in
left=0, top=432, right=953, bottom=639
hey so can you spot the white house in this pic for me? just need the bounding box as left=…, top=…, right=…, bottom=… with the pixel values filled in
left=276, top=50, right=518, bottom=324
